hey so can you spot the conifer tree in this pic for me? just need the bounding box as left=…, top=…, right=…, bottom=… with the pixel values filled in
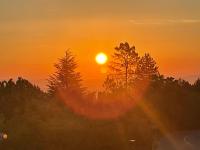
left=135, top=53, right=159, bottom=79
left=47, top=50, right=84, bottom=96
left=107, top=42, right=140, bottom=89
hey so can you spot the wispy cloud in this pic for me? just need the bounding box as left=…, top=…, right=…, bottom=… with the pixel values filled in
left=129, top=19, right=200, bottom=25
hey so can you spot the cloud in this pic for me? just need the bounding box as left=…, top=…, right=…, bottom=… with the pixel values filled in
left=129, top=19, right=200, bottom=25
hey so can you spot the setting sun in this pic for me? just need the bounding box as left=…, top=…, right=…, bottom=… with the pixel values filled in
left=95, top=53, right=108, bottom=65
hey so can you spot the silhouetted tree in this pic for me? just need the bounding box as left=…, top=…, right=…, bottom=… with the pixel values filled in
left=0, top=77, right=44, bottom=119
left=193, top=78, right=200, bottom=90
left=47, top=50, right=84, bottom=96
left=106, top=42, right=139, bottom=90
left=177, top=79, right=191, bottom=89
left=135, top=53, right=159, bottom=80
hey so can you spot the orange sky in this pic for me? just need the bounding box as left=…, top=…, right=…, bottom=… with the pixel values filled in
left=0, top=0, right=200, bottom=90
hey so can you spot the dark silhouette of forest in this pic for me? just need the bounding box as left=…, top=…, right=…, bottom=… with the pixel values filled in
left=0, top=42, right=200, bottom=150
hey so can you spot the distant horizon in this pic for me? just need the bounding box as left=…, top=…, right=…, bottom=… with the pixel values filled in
left=0, top=69, right=200, bottom=91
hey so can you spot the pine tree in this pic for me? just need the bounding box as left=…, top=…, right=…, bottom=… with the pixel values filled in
left=47, top=50, right=84, bottom=96
left=135, top=53, right=159, bottom=80
left=106, top=42, right=139, bottom=89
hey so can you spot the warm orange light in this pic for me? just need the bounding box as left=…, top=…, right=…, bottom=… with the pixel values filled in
left=3, top=133, right=8, bottom=140
left=95, top=52, right=108, bottom=65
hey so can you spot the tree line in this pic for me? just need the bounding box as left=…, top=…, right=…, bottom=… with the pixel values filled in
left=0, top=42, right=200, bottom=150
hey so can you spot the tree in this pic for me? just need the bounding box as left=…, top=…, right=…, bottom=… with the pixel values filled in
left=135, top=53, right=159, bottom=80
left=106, top=42, right=139, bottom=90
left=47, top=50, right=84, bottom=96
left=193, top=78, right=200, bottom=90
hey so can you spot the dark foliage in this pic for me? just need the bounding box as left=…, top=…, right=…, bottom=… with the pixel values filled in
left=1, top=76, right=200, bottom=150
left=47, top=50, right=84, bottom=96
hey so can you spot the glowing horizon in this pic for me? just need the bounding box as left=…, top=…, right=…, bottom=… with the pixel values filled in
left=0, top=0, right=200, bottom=90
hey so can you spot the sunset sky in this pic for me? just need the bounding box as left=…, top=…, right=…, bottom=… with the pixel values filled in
left=0, top=0, right=200, bottom=90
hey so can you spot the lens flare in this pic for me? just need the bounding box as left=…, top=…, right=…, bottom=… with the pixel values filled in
left=57, top=79, right=150, bottom=120
left=3, top=134, right=8, bottom=139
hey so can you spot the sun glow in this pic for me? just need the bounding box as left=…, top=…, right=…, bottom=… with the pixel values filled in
left=95, top=52, right=108, bottom=65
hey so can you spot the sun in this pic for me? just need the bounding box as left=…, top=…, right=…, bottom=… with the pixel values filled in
left=95, top=52, right=108, bottom=65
